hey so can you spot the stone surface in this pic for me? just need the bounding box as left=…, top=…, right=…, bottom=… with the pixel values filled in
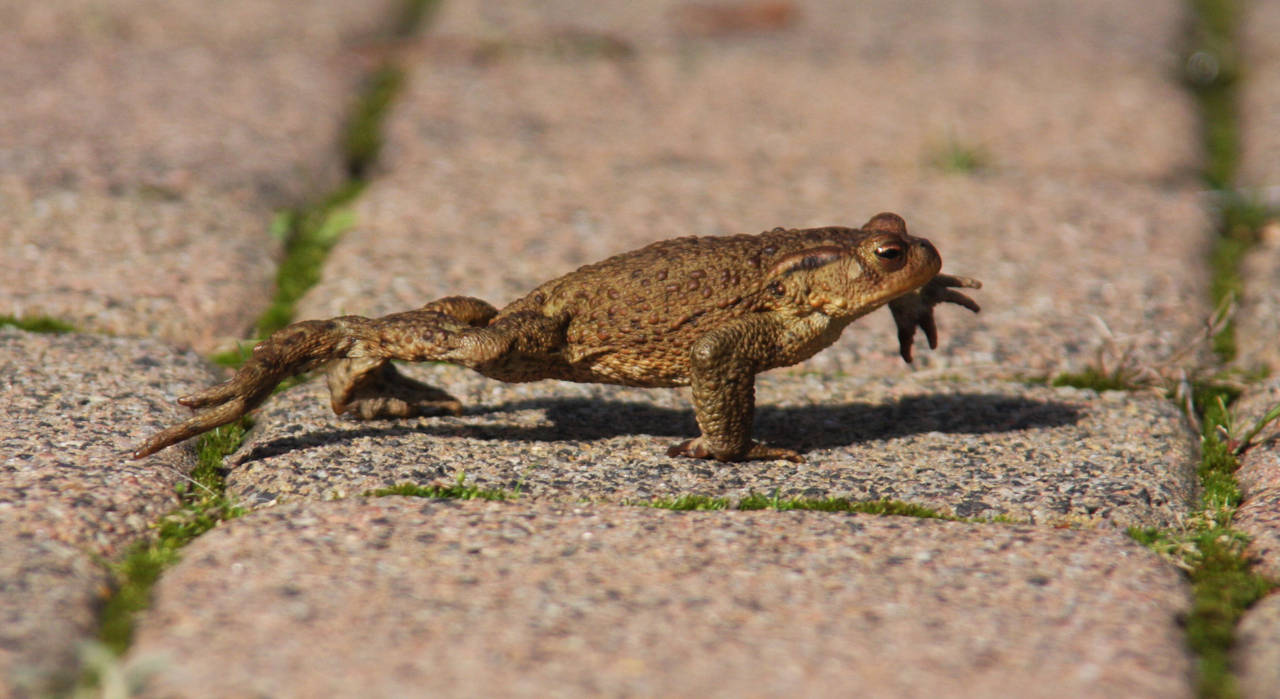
left=1233, top=379, right=1280, bottom=580
left=1239, top=0, right=1280, bottom=194
left=0, top=532, right=106, bottom=698
left=1236, top=592, right=1280, bottom=699
left=0, top=327, right=219, bottom=694
left=0, top=0, right=398, bottom=352
left=0, top=327, right=215, bottom=555
left=127, top=498, right=1192, bottom=698
left=1234, top=224, right=1280, bottom=374
left=0, top=179, right=277, bottom=353
left=224, top=365, right=1197, bottom=529
left=1231, top=0, right=1280, bottom=374
left=300, top=0, right=1209, bottom=378
left=0, top=0, right=397, bottom=197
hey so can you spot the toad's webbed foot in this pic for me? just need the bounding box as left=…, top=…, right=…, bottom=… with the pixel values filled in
left=132, top=297, right=502, bottom=459
left=667, top=437, right=804, bottom=463
left=328, top=357, right=463, bottom=420
left=888, top=274, right=982, bottom=362
left=131, top=318, right=361, bottom=458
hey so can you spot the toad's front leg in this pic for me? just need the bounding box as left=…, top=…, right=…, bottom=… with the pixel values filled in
left=666, top=318, right=804, bottom=463
left=888, top=274, right=982, bottom=362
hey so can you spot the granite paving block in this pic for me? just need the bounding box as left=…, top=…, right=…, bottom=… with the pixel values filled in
left=436, top=0, right=1195, bottom=184
left=0, top=327, right=219, bottom=693
left=218, top=364, right=1198, bottom=529
left=0, top=0, right=400, bottom=198
left=1239, top=0, right=1280, bottom=193
left=1234, top=224, right=1280, bottom=374
left=0, top=179, right=277, bottom=353
left=0, top=0, right=399, bottom=351
left=1235, top=592, right=1280, bottom=699
left=1233, top=379, right=1280, bottom=581
left=300, top=0, right=1210, bottom=378
left=126, top=498, right=1193, bottom=698
left=1235, top=0, right=1280, bottom=375
left=0, top=531, right=106, bottom=698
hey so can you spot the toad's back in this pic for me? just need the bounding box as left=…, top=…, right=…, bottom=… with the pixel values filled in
left=497, top=227, right=872, bottom=385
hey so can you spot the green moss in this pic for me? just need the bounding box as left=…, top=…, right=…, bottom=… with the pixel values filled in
left=344, top=67, right=405, bottom=179
left=640, top=493, right=967, bottom=520
left=1050, top=367, right=1136, bottom=392
left=737, top=493, right=959, bottom=520
left=928, top=139, right=991, bottom=175
left=1165, top=3, right=1280, bottom=693
left=95, top=420, right=249, bottom=657
left=1187, top=529, right=1273, bottom=698
left=1127, top=381, right=1276, bottom=698
left=255, top=189, right=362, bottom=340
left=393, top=0, right=443, bottom=38
left=85, top=0, right=440, bottom=686
left=1186, top=0, right=1243, bottom=190
left=641, top=494, right=731, bottom=511
left=0, top=314, right=78, bottom=334
left=365, top=474, right=514, bottom=502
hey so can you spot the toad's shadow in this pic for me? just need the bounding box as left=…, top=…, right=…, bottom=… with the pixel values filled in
left=238, top=393, right=1083, bottom=463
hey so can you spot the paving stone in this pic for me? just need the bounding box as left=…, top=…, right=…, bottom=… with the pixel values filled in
left=1239, top=0, right=1280, bottom=194
left=126, top=498, right=1193, bottom=698
left=1235, top=0, right=1280, bottom=375
left=0, top=179, right=277, bottom=353
left=0, top=327, right=219, bottom=694
left=0, top=0, right=397, bottom=197
left=1234, top=224, right=1280, bottom=374
left=0, top=531, right=105, bottom=698
left=222, top=365, right=1197, bottom=529
left=301, top=0, right=1209, bottom=378
left=1233, top=379, right=1280, bottom=581
left=0, top=0, right=398, bottom=351
left=1235, top=591, right=1280, bottom=699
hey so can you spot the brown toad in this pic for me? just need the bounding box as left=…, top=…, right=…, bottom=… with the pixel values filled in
left=134, top=213, right=980, bottom=462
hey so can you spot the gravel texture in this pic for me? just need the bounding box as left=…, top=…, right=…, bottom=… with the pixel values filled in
left=0, top=0, right=397, bottom=199
left=1233, top=380, right=1280, bottom=580
left=0, top=0, right=398, bottom=352
left=1235, top=591, right=1280, bottom=699
left=0, top=327, right=214, bottom=555
left=126, top=497, right=1192, bottom=698
left=0, top=532, right=106, bottom=698
left=0, top=327, right=218, bottom=694
left=300, top=0, right=1209, bottom=378
left=222, top=365, right=1197, bottom=529
left=0, top=179, right=277, bottom=353
left=1234, top=225, right=1280, bottom=374
left=1, top=0, right=1253, bottom=695
left=1239, top=0, right=1280, bottom=193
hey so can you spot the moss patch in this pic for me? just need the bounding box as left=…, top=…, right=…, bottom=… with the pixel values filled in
left=94, top=421, right=249, bottom=658
left=927, top=138, right=991, bottom=175
left=1129, top=381, right=1276, bottom=698
left=641, top=493, right=973, bottom=521
left=0, top=314, right=78, bottom=334
left=1050, top=367, right=1137, bottom=392
left=364, top=474, right=515, bottom=502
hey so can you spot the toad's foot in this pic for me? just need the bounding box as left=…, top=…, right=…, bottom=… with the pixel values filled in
left=130, top=320, right=343, bottom=458
left=889, top=273, right=982, bottom=362
left=666, top=437, right=805, bottom=463
left=328, top=358, right=463, bottom=420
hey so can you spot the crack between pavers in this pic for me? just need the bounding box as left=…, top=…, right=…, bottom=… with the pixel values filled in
left=1121, top=3, right=1280, bottom=698
left=77, top=0, right=443, bottom=692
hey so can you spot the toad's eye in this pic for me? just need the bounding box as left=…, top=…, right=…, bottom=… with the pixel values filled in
left=875, top=243, right=904, bottom=260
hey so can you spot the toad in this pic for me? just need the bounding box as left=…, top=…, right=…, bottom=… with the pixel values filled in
left=134, top=213, right=979, bottom=462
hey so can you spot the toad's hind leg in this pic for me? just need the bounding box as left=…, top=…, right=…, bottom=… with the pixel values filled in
left=131, top=296, right=527, bottom=459
left=326, top=296, right=499, bottom=420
